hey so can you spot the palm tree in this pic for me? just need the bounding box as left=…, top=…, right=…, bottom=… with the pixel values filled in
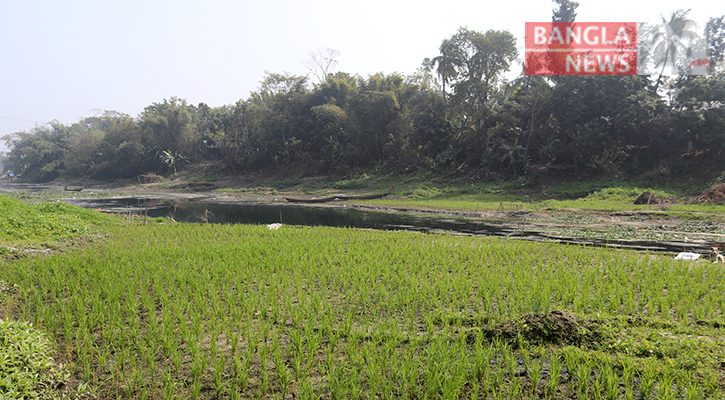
left=652, top=9, right=699, bottom=90
left=159, top=150, right=189, bottom=174
left=431, top=39, right=460, bottom=112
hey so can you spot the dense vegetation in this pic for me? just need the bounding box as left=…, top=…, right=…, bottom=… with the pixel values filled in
left=0, top=193, right=123, bottom=398
left=2, top=4, right=724, bottom=183
left=4, top=223, right=725, bottom=399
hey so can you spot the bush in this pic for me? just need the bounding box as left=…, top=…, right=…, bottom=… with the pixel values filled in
left=0, top=318, right=62, bottom=398
left=332, top=175, right=371, bottom=189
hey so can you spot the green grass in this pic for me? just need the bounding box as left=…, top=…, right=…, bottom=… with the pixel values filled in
left=356, top=177, right=533, bottom=212
left=0, top=193, right=117, bottom=396
left=0, top=316, right=74, bottom=399
left=3, top=223, right=725, bottom=398
left=3, top=174, right=725, bottom=398
left=540, top=198, right=725, bottom=220
left=330, top=174, right=373, bottom=190
left=1, top=189, right=123, bottom=203
left=354, top=181, right=725, bottom=226
left=0, top=194, right=118, bottom=244
left=355, top=176, right=718, bottom=214
left=360, top=198, right=528, bottom=212
left=0, top=193, right=121, bottom=398
left=545, top=178, right=704, bottom=199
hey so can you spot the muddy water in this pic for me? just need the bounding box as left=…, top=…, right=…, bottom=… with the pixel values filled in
left=65, top=197, right=514, bottom=234
left=63, top=196, right=715, bottom=254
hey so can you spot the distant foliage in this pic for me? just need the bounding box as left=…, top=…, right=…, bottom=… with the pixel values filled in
left=2, top=23, right=725, bottom=181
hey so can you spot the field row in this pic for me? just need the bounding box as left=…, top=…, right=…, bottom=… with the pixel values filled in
left=2, top=224, right=725, bottom=399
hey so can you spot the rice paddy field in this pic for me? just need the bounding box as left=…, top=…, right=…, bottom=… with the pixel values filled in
left=4, top=218, right=725, bottom=399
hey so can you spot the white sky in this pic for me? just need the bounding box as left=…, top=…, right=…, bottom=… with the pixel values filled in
left=0, top=0, right=718, bottom=152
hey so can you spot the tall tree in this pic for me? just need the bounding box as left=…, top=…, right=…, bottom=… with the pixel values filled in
left=303, top=48, right=341, bottom=86
left=652, top=9, right=700, bottom=89
left=249, top=72, right=311, bottom=166
left=215, top=101, right=257, bottom=173
left=138, top=97, right=196, bottom=166
left=706, top=16, right=725, bottom=70
left=1, top=122, right=69, bottom=181
left=552, top=0, right=579, bottom=23
left=430, top=39, right=460, bottom=111
left=436, top=28, right=517, bottom=133
left=62, top=120, right=104, bottom=177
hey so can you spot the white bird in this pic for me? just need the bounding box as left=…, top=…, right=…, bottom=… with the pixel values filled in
left=674, top=252, right=700, bottom=260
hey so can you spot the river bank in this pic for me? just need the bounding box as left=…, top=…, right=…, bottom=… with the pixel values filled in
left=2, top=178, right=723, bottom=257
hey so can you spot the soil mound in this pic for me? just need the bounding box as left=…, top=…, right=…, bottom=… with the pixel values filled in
left=697, top=184, right=725, bottom=204
left=634, top=191, right=660, bottom=205
left=489, top=310, right=600, bottom=346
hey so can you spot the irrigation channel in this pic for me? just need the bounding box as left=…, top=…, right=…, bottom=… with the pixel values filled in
left=62, top=195, right=717, bottom=254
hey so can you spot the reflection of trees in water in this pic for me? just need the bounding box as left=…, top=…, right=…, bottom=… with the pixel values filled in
left=65, top=197, right=718, bottom=253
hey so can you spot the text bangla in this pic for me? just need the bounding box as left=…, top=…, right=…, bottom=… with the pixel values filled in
left=525, top=22, right=638, bottom=50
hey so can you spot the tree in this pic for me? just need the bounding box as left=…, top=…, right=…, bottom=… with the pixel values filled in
left=552, top=0, right=579, bottom=23
left=1, top=122, right=69, bottom=181
left=442, top=28, right=517, bottom=147
left=547, top=75, right=665, bottom=175
left=249, top=72, right=311, bottom=166
left=303, top=48, right=341, bottom=85
left=435, top=28, right=517, bottom=136
left=209, top=101, right=258, bottom=174
left=430, top=39, right=461, bottom=111
left=159, top=150, right=189, bottom=174
left=62, top=120, right=104, bottom=177
left=706, top=16, right=725, bottom=70
left=115, top=141, right=145, bottom=178
left=673, top=71, right=725, bottom=163
left=547, top=0, right=579, bottom=80
left=652, top=9, right=700, bottom=89
left=139, top=97, right=196, bottom=160
left=311, top=103, right=349, bottom=172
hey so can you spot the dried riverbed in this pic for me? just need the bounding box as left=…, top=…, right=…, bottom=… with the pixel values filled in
left=3, top=181, right=724, bottom=256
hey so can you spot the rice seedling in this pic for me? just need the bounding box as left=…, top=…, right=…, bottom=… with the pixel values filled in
left=3, top=219, right=725, bottom=398
left=575, top=356, right=593, bottom=399
left=527, top=353, right=543, bottom=397
left=639, top=358, right=659, bottom=399
left=546, top=352, right=562, bottom=399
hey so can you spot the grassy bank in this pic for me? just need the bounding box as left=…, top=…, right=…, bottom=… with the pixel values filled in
left=350, top=181, right=725, bottom=222
left=119, top=167, right=725, bottom=221
left=0, top=194, right=117, bottom=245
left=2, top=222, right=725, bottom=398
left=1, top=193, right=122, bottom=398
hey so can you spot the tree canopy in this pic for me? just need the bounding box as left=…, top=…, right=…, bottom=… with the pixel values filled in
left=3, top=14, right=725, bottom=183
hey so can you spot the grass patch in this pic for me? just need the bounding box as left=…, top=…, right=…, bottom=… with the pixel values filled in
left=0, top=318, right=77, bottom=398
left=2, top=189, right=122, bottom=203
left=547, top=178, right=702, bottom=200
left=330, top=175, right=372, bottom=190
left=359, top=198, right=527, bottom=212
left=3, top=224, right=725, bottom=398
left=274, top=178, right=302, bottom=189
left=0, top=194, right=118, bottom=243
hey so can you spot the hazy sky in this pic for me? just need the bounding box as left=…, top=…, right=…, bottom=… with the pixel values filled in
left=0, top=0, right=718, bottom=152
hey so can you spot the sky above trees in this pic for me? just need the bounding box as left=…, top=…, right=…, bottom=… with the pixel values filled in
left=0, top=0, right=717, bottom=152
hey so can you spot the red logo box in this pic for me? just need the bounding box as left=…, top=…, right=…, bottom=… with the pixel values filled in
left=525, top=22, right=638, bottom=75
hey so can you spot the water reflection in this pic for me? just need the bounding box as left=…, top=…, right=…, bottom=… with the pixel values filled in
left=66, top=197, right=515, bottom=236
left=65, top=197, right=713, bottom=253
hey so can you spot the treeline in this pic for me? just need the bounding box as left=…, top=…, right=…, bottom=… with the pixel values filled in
left=3, top=18, right=725, bottom=183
